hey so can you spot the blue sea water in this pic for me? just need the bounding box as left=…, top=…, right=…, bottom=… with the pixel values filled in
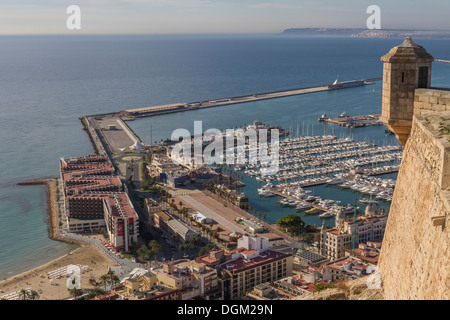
left=0, top=34, right=449, bottom=280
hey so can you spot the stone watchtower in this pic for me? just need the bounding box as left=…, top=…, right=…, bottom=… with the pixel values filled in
left=380, top=37, right=434, bottom=145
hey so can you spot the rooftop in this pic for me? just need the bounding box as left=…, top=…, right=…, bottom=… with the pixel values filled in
left=296, top=250, right=328, bottom=264
left=63, top=175, right=122, bottom=195
left=219, top=250, right=289, bottom=273
left=103, top=193, right=139, bottom=220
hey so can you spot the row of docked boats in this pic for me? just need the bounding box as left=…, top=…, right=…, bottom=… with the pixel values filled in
left=337, top=174, right=395, bottom=202
left=235, top=133, right=398, bottom=221
left=257, top=182, right=276, bottom=197
left=273, top=183, right=358, bottom=218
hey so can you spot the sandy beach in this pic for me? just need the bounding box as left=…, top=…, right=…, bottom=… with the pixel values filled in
left=0, top=244, right=119, bottom=300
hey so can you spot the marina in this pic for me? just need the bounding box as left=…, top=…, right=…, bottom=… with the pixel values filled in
left=240, top=131, right=401, bottom=219
left=243, top=134, right=402, bottom=184
left=82, top=80, right=398, bottom=233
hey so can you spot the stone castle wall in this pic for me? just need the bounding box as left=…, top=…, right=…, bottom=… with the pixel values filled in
left=414, top=88, right=450, bottom=115
left=378, top=102, right=450, bottom=299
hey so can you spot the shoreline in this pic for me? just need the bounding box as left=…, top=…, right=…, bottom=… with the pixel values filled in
left=0, top=244, right=117, bottom=300
left=0, top=246, right=82, bottom=286
left=0, top=178, right=118, bottom=298
left=0, top=178, right=82, bottom=282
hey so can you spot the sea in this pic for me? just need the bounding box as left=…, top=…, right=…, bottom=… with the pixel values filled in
left=1, top=34, right=449, bottom=280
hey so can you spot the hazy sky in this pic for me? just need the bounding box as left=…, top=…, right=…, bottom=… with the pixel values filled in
left=1, top=0, right=450, bottom=35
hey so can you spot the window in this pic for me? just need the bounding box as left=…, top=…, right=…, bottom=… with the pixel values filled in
left=418, top=67, right=428, bottom=88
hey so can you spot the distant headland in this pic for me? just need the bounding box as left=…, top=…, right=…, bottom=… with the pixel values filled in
left=280, top=28, right=450, bottom=38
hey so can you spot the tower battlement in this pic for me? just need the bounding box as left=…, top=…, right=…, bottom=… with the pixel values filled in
left=380, top=37, right=434, bottom=145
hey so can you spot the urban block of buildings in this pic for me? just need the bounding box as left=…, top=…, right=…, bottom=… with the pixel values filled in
left=60, top=154, right=139, bottom=253
left=216, top=235, right=293, bottom=300
left=320, top=203, right=387, bottom=261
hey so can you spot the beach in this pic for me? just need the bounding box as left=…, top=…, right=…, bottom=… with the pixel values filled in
left=0, top=244, right=119, bottom=300
left=0, top=179, right=120, bottom=300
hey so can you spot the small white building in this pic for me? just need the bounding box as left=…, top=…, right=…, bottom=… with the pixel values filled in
left=193, top=212, right=213, bottom=224
left=237, top=235, right=269, bottom=252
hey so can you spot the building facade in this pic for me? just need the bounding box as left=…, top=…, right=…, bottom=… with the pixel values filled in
left=218, top=235, right=293, bottom=300
left=60, top=155, right=139, bottom=252
left=320, top=205, right=387, bottom=261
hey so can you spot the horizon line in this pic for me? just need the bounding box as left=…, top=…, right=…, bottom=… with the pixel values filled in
left=2, top=27, right=450, bottom=37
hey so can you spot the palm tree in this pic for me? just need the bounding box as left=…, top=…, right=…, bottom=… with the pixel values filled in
left=215, top=226, right=224, bottom=233
left=107, top=270, right=116, bottom=284
left=192, top=236, right=200, bottom=247
left=184, top=243, right=191, bottom=256
left=149, top=240, right=161, bottom=261
left=179, top=244, right=186, bottom=256
left=29, top=290, right=40, bottom=300
left=111, top=275, right=120, bottom=288
left=171, top=232, right=179, bottom=242
left=18, top=289, right=29, bottom=300
left=137, top=244, right=151, bottom=261
left=99, top=274, right=109, bottom=287
left=68, top=288, right=82, bottom=299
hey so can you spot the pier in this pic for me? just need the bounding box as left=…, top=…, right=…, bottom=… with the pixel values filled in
left=271, top=189, right=330, bottom=213
left=319, top=114, right=382, bottom=128
left=119, top=78, right=381, bottom=119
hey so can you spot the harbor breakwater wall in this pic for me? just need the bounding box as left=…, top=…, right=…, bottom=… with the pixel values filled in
left=80, top=117, right=106, bottom=155
left=100, top=78, right=382, bottom=119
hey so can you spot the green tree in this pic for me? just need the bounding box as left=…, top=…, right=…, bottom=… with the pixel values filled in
left=68, top=288, right=83, bottom=299
left=18, top=289, right=29, bottom=300
left=183, top=243, right=191, bottom=255
left=99, top=274, right=109, bottom=287
left=107, top=270, right=116, bottom=284
left=78, top=288, right=106, bottom=300
left=171, top=233, right=181, bottom=245
left=277, top=214, right=305, bottom=236
left=192, top=236, right=200, bottom=247
left=137, top=244, right=151, bottom=260
left=28, top=290, right=40, bottom=300
left=149, top=240, right=161, bottom=261
left=215, top=226, right=224, bottom=233
left=198, top=243, right=216, bottom=256
left=111, top=275, right=120, bottom=286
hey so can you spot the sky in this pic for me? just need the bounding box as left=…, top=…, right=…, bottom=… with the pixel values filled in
left=0, top=0, right=450, bottom=35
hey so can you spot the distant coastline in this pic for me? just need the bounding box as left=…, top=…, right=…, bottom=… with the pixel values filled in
left=280, top=28, right=450, bottom=39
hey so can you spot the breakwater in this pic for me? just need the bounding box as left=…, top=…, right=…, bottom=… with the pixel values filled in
left=113, top=78, right=381, bottom=119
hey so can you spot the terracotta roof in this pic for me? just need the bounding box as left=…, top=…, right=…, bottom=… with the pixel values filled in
left=104, top=193, right=138, bottom=219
